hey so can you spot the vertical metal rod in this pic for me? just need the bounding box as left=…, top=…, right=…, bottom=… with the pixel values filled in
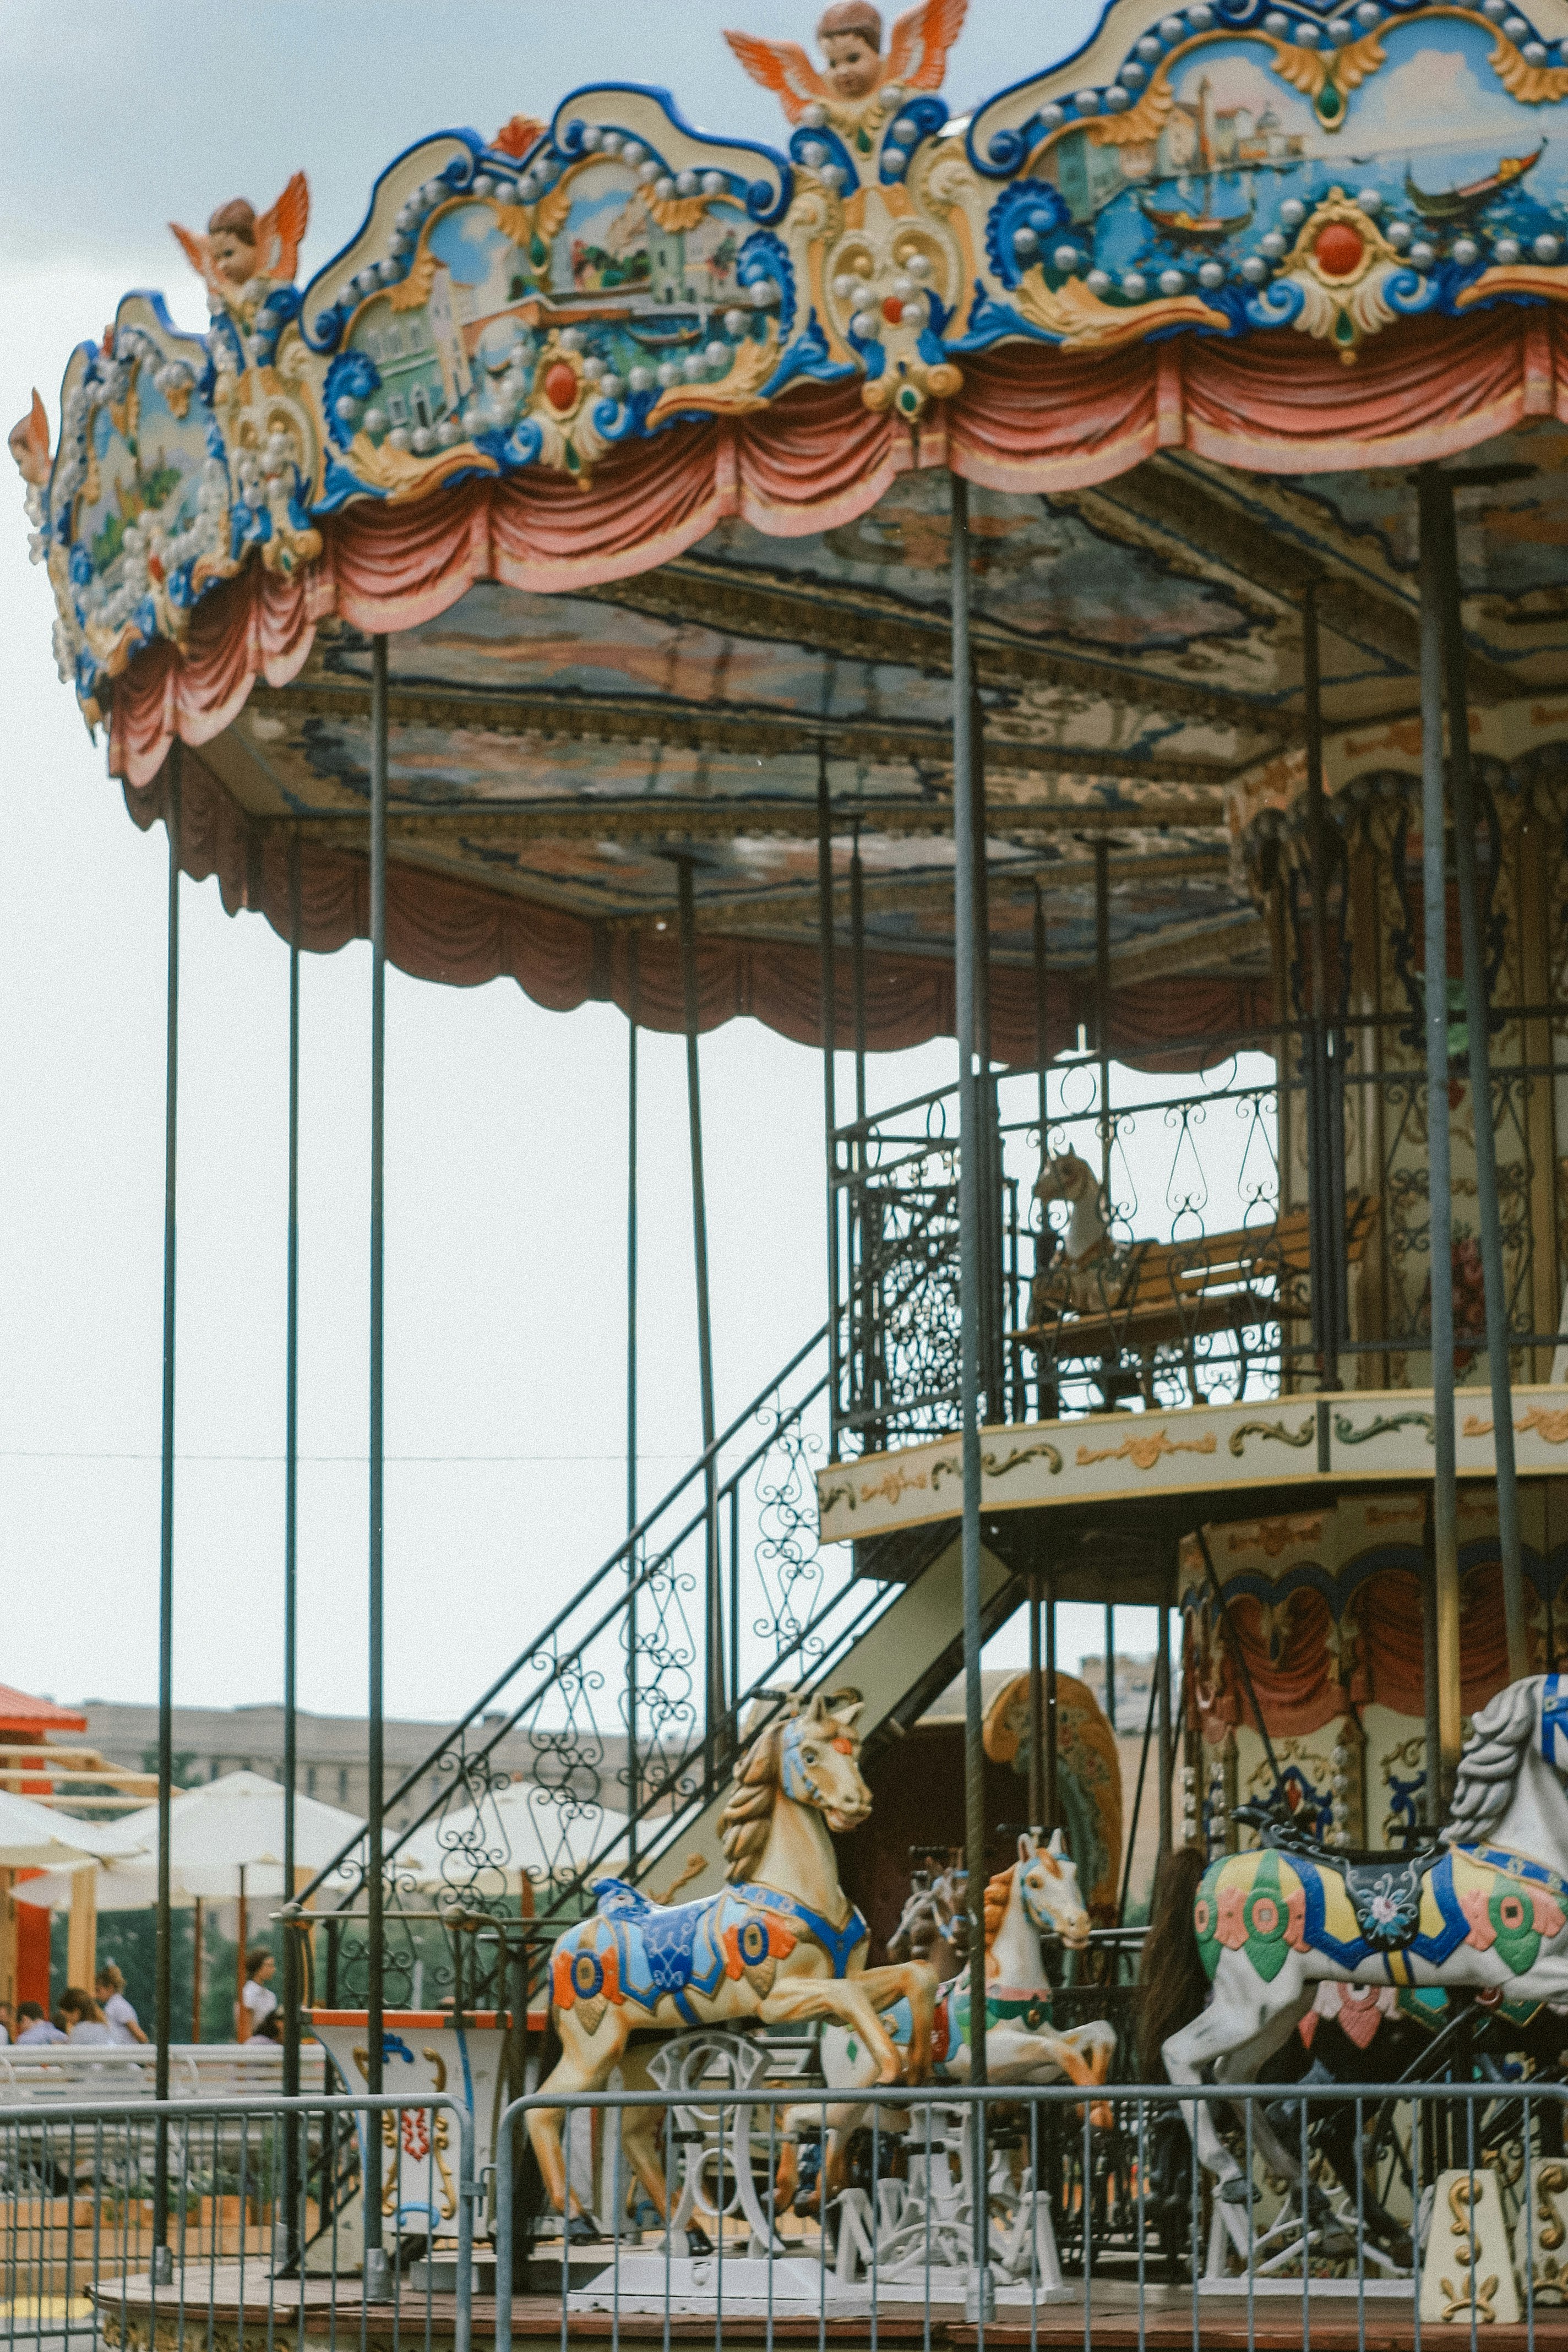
left=817, top=752, right=840, bottom=1453
left=366, top=633, right=388, bottom=2248
left=676, top=859, right=722, bottom=1767
left=1104, top=1603, right=1116, bottom=1734
left=1417, top=494, right=1463, bottom=1802
left=1044, top=1559, right=1059, bottom=1829
left=851, top=819, right=867, bottom=1128
left=1423, top=1489, right=1442, bottom=1830
left=1027, top=1562, right=1046, bottom=1833
left=282, top=830, right=302, bottom=2260
left=1303, top=580, right=1340, bottom=1391
left=626, top=934, right=640, bottom=1871
left=950, top=473, right=988, bottom=2100
left=1033, top=881, right=1049, bottom=1138
left=1429, top=471, right=1527, bottom=1679
left=1156, top=1594, right=1173, bottom=1865
left=153, top=742, right=181, bottom=2260
left=1095, top=840, right=1113, bottom=1212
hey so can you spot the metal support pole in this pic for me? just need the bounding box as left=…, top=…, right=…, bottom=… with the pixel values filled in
left=152, top=743, right=180, bottom=2273
left=1416, top=521, right=1463, bottom=1803
left=1426, top=470, right=1527, bottom=1680
left=851, top=819, right=867, bottom=1128
left=1033, top=881, right=1050, bottom=1138
left=1423, top=1488, right=1442, bottom=1830
left=676, top=859, right=722, bottom=1771
left=1094, top=839, right=1113, bottom=1212
left=1104, top=1603, right=1116, bottom=1733
left=1303, top=581, right=1341, bottom=1391
left=1027, top=1561, right=1046, bottom=1833
left=282, top=830, right=302, bottom=2261
left=1156, top=1595, right=1173, bottom=1864
left=818, top=753, right=840, bottom=1452
left=366, top=633, right=388, bottom=2272
left=626, top=934, right=640, bottom=1871
left=951, top=474, right=988, bottom=2109
left=1044, top=1556, right=1059, bottom=1828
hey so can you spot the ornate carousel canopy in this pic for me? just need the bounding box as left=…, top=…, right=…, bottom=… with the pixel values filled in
left=18, top=0, right=1568, bottom=1058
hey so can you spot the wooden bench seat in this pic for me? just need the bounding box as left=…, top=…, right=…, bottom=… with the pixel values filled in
left=1012, top=1193, right=1379, bottom=1398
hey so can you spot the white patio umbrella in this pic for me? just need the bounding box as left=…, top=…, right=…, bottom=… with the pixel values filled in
left=0, top=1786, right=149, bottom=1870
left=396, top=1779, right=630, bottom=1900
left=15, top=1769, right=364, bottom=1911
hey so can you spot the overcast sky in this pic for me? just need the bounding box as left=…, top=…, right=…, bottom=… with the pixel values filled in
left=0, top=0, right=1169, bottom=1734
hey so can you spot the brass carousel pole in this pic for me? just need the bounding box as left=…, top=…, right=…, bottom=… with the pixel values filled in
left=1425, top=470, right=1527, bottom=1680
left=151, top=742, right=180, bottom=2283
left=364, top=631, right=389, bottom=2296
left=1417, top=494, right=1463, bottom=1804
left=950, top=475, right=990, bottom=2315
left=282, top=830, right=303, bottom=2266
left=676, top=859, right=723, bottom=1779
left=818, top=752, right=840, bottom=1455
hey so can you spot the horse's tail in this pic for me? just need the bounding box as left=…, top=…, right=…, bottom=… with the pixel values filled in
left=1136, top=1845, right=1211, bottom=2082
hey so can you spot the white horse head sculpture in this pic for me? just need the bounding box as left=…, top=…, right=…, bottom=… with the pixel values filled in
left=1014, top=1828, right=1092, bottom=1952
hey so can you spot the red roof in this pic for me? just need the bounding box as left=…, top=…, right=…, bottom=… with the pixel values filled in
left=0, top=1684, right=88, bottom=1739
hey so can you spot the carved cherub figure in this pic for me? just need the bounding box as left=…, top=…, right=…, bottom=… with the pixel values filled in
left=170, top=174, right=309, bottom=318
left=725, top=0, right=966, bottom=129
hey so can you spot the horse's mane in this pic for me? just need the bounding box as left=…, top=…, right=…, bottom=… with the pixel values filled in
left=1442, top=1676, right=1539, bottom=1846
left=720, top=1720, right=781, bottom=1883
left=982, top=1863, right=1015, bottom=1963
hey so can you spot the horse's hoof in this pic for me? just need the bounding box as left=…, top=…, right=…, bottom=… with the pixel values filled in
left=1218, top=2176, right=1255, bottom=2207
left=566, top=2215, right=603, bottom=2244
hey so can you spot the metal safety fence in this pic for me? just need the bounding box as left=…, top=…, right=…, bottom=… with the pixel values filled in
left=1, top=2073, right=1565, bottom=2351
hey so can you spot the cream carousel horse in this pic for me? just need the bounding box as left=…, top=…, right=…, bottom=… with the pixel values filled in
left=1030, top=1150, right=1129, bottom=1319
left=529, top=1690, right=938, bottom=2222
left=814, top=1830, right=1118, bottom=2187
left=1159, top=1674, right=1568, bottom=2202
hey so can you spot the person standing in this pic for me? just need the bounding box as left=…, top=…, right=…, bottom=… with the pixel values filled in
left=58, top=1988, right=115, bottom=2044
left=236, top=1947, right=279, bottom=2044
left=96, top=1962, right=148, bottom=2045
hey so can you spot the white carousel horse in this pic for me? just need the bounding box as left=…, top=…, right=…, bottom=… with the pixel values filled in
left=529, top=1690, right=938, bottom=2222
left=817, top=1831, right=1118, bottom=2154
left=1030, top=1150, right=1128, bottom=1319
left=1162, top=1674, right=1568, bottom=2201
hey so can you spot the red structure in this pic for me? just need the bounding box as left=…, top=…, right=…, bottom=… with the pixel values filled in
left=0, top=1684, right=89, bottom=2013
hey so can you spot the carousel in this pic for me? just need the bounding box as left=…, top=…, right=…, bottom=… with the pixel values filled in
left=20, top=0, right=1568, bottom=2325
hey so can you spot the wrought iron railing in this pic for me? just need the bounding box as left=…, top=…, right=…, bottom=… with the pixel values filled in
left=831, top=998, right=1568, bottom=1451
left=296, top=1321, right=901, bottom=2003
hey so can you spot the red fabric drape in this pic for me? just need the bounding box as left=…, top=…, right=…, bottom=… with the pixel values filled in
left=123, top=750, right=1268, bottom=1061
left=1194, top=1561, right=1520, bottom=1744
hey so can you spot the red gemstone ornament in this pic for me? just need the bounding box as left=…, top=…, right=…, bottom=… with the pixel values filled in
left=543, top=360, right=578, bottom=410
left=1313, top=221, right=1364, bottom=279
left=881, top=294, right=905, bottom=324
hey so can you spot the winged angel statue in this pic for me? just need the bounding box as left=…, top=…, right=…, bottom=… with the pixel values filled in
left=726, top=0, right=967, bottom=130
left=170, top=175, right=310, bottom=322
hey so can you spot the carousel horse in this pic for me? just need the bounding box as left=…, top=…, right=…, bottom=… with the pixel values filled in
left=1030, top=1150, right=1130, bottom=1320
left=808, top=1831, right=1118, bottom=2198
left=1158, top=1674, right=1568, bottom=2206
left=528, top=1689, right=938, bottom=2223
left=887, top=1848, right=969, bottom=1980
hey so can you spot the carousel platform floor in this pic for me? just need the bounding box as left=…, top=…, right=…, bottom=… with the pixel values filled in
left=90, top=2267, right=1568, bottom=2348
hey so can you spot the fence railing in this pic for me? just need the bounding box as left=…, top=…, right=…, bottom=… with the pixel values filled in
left=832, top=1003, right=1568, bottom=1451
left=2, top=2070, right=1563, bottom=2348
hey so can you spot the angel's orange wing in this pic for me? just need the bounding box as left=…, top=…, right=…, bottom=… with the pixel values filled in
left=8, top=390, right=52, bottom=486
left=494, top=113, right=546, bottom=159
left=723, top=29, right=826, bottom=122
left=169, top=219, right=213, bottom=285
left=255, top=171, right=310, bottom=282
left=885, top=0, right=968, bottom=91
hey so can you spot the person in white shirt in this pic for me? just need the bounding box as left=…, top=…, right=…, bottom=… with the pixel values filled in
left=14, top=2002, right=66, bottom=2045
left=59, top=1988, right=115, bottom=2045
left=237, top=1947, right=279, bottom=2044
left=95, top=1963, right=147, bottom=2045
